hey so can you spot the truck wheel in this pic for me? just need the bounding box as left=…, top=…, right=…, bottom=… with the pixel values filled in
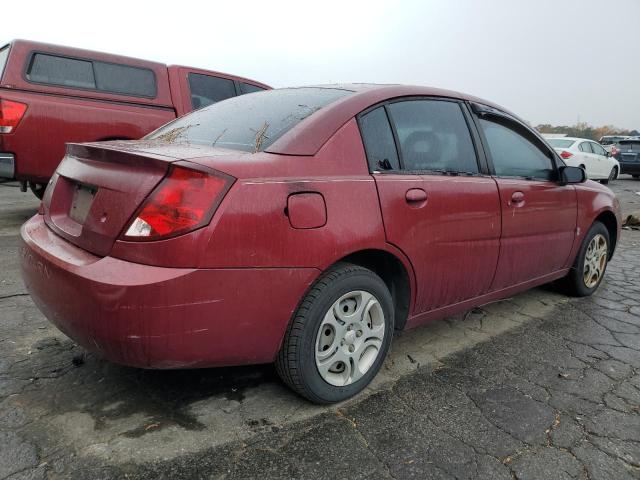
left=28, top=182, right=47, bottom=199
left=276, top=263, right=394, bottom=404
left=560, top=221, right=610, bottom=297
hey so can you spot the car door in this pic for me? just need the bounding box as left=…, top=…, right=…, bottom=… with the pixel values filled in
left=590, top=142, right=610, bottom=177
left=472, top=108, right=577, bottom=289
left=578, top=141, right=597, bottom=177
left=359, top=99, right=501, bottom=315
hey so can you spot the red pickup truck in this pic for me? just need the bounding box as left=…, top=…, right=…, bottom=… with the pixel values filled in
left=0, top=40, right=270, bottom=197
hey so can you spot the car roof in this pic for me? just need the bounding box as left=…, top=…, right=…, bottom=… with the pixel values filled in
left=266, top=84, right=517, bottom=156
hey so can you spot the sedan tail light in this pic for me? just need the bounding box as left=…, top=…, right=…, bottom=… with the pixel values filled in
left=122, top=165, right=234, bottom=241
left=610, top=146, right=619, bottom=156
left=560, top=150, right=573, bottom=159
left=0, top=99, right=28, bottom=133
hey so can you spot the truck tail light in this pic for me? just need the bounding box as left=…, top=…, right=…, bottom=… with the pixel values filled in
left=122, top=165, right=234, bottom=241
left=560, top=150, right=573, bottom=159
left=0, top=99, right=28, bottom=133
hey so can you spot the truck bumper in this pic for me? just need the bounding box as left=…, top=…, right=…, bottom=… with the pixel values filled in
left=0, top=153, right=15, bottom=179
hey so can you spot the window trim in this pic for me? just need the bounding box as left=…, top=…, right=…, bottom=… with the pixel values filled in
left=356, top=96, right=485, bottom=177
left=469, top=104, right=561, bottom=182
left=23, top=50, right=158, bottom=99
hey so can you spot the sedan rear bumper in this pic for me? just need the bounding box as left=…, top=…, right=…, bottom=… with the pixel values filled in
left=20, top=214, right=318, bottom=368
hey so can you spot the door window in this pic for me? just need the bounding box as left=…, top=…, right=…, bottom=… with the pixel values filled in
left=239, top=82, right=266, bottom=94
left=591, top=143, right=606, bottom=156
left=479, top=118, right=554, bottom=180
left=188, top=73, right=237, bottom=109
left=387, top=100, right=478, bottom=174
left=359, top=107, right=400, bottom=171
left=579, top=142, right=593, bottom=153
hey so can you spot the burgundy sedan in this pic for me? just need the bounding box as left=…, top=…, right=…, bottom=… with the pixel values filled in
left=20, top=85, right=621, bottom=403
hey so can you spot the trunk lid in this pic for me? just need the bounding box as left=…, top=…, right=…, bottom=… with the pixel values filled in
left=43, top=142, right=182, bottom=256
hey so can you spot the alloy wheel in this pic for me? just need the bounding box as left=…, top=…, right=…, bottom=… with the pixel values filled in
left=583, top=234, right=608, bottom=288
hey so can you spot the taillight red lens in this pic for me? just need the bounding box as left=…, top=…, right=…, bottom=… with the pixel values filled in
left=611, top=146, right=619, bottom=156
left=0, top=99, right=28, bottom=133
left=122, top=165, right=233, bottom=241
left=560, top=150, right=573, bottom=159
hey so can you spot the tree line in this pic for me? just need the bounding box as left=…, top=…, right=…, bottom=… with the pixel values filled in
left=536, top=122, right=639, bottom=141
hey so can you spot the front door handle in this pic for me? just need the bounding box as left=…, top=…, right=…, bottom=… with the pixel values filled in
left=405, top=188, right=428, bottom=204
left=510, top=191, right=525, bottom=206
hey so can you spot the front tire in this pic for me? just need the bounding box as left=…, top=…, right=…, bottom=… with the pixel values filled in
left=276, top=263, right=394, bottom=404
left=601, top=167, right=617, bottom=185
left=561, top=221, right=610, bottom=297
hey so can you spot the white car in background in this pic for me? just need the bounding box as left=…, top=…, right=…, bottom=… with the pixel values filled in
left=547, top=137, right=620, bottom=184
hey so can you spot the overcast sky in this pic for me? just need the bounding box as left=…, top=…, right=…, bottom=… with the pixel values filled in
left=4, top=0, right=638, bottom=129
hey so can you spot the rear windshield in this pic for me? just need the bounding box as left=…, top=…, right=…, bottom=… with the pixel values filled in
left=0, top=45, right=9, bottom=80
left=26, top=53, right=156, bottom=98
left=147, top=87, right=352, bottom=152
left=619, top=140, right=640, bottom=150
left=547, top=139, right=575, bottom=148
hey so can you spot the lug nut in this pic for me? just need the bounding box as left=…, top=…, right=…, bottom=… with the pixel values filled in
left=356, top=330, right=362, bottom=337
left=349, top=345, right=355, bottom=353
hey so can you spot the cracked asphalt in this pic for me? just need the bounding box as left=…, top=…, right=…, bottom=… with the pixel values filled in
left=1, top=177, right=640, bottom=480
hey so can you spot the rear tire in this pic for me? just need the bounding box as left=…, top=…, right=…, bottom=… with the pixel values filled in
left=559, top=221, right=610, bottom=297
left=276, top=263, right=394, bottom=404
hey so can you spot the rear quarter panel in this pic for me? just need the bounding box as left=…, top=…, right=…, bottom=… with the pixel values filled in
left=110, top=119, right=416, bottom=286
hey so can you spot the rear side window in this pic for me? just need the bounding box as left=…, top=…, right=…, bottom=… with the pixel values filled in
left=0, top=45, right=10, bottom=79
left=148, top=87, right=352, bottom=152
left=28, top=54, right=94, bottom=89
left=547, top=139, right=575, bottom=148
left=25, top=53, right=156, bottom=97
left=579, top=142, right=593, bottom=153
left=359, top=107, right=400, bottom=171
left=387, top=100, right=479, bottom=174
left=188, top=73, right=236, bottom=109
left=93, top=62, right=155, bottom=97
left=479, top=118, right=554, bottom=180
left=239, top=82, right=266, bottom=94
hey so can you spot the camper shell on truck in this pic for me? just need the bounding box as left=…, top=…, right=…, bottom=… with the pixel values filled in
left=0, top=40, right=270, bottom=197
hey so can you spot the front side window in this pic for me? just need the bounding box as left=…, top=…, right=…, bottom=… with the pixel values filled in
left=147, top=87, right=352, bottom=152
left=479, top=118, right=554, bottom=180
left=359, top=107, right=400, bottom=171
left=387, top=100, right=478, bottom=174
left=26, top=53, right=156, bottom=97
left=579, top=142, right=593, bottom=153
left=188, top=73, right=236, bottom=109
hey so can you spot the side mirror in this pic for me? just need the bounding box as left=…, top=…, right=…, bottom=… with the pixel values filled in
left=559, top=165, right=586, bottom=184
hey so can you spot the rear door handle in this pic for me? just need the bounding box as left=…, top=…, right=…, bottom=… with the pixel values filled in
left=405, top=188, right=428, bottom=205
